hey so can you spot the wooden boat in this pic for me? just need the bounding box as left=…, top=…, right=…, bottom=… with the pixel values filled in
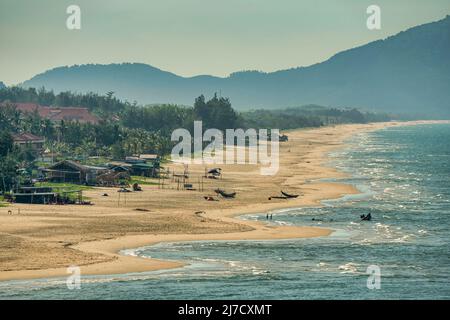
left=281, top=191, right=299, bottom=198
left=268, top=196, right=289, bottom=200
left=360, top=213, right=372, bottom=221
left=214, top=189, right=236, bottom=198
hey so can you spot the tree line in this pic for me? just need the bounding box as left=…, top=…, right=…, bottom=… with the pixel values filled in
left=0, top=86, right=395, bottom=191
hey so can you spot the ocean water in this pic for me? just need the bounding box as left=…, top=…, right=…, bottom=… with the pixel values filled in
left=1, top=123, right=449, bottom=299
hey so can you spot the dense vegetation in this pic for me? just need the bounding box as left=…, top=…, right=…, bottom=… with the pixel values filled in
left=0, top=87, right=127, bottom=118
left=0, top=86, right=395, bottom=192
left=0, top=131, right=20, bottom=191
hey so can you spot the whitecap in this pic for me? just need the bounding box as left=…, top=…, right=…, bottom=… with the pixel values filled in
left=338, top=262, right=359, bottom=274
left=393, top=235, right=412, bottom=243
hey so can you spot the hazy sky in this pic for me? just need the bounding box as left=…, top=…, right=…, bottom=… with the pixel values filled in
left=0, top=0, right=449, bottom=85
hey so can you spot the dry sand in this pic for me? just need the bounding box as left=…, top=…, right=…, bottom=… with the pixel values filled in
left=0, top=120, right=447, bottom=281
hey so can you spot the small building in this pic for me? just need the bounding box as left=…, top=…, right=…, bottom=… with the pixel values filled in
left=124, top=156, right=160, bottom=177
left=96, top=164, right=131, bottom=186
left=13, top=186, right=56, bottom=204
left=43, top=160, right=108, bottom=185
left=12, top=186, right=83, bottom=204
left=130, top=162, right=156, bottom=177
left=12, top=133, right=45, bottom=154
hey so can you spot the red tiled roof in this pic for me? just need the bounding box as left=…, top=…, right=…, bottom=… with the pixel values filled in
left=1, top=103, right=99, bottom=124
left=39, top=107, right=99, bottom=123
left=12, top=132, right=45, bottom=143
left=9, top=103, right=40, bottom=113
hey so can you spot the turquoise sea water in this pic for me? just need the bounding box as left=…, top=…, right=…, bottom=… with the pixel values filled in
left=1, top=123, right=449, bottom=299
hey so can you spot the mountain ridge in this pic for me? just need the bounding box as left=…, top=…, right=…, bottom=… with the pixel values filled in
left=21, top=15, right=450, bottom=116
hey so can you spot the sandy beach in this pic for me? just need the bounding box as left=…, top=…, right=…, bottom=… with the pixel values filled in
left=0, top=120, right=447, bottom=282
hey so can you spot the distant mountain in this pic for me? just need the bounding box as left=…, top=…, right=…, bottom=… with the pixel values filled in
left=21, top=16, right=450, bottom=117
left=0, top=81, right=5, bottom=89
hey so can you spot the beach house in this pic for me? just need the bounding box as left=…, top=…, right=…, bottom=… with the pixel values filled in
left=43, top=160, right=108, bottom=185
left=12, top=132, right=45, bottom=155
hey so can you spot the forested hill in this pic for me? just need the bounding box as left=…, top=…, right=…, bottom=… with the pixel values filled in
left=21, top=16, right=450, bottom=117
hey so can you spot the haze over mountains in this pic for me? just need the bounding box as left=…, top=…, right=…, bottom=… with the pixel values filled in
left=18, top=16, right=450, bottom=117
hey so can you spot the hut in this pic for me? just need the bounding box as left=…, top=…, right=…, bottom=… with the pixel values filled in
left=12, top=133, right=45, bottom=155
left=12, top=186, right=84, bottom=204
left=96, top=171, right=131, bottom=187
left=130, top=162, right=156, bottom=177
left=124, top=156, right=160, bottom=177
left=43, top=160, right=108, bottom=185
left=13, top=186, right=56, bottom=204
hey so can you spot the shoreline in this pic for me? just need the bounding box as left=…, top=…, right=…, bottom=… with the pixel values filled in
left=1, top=120, right=449, bottom=282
